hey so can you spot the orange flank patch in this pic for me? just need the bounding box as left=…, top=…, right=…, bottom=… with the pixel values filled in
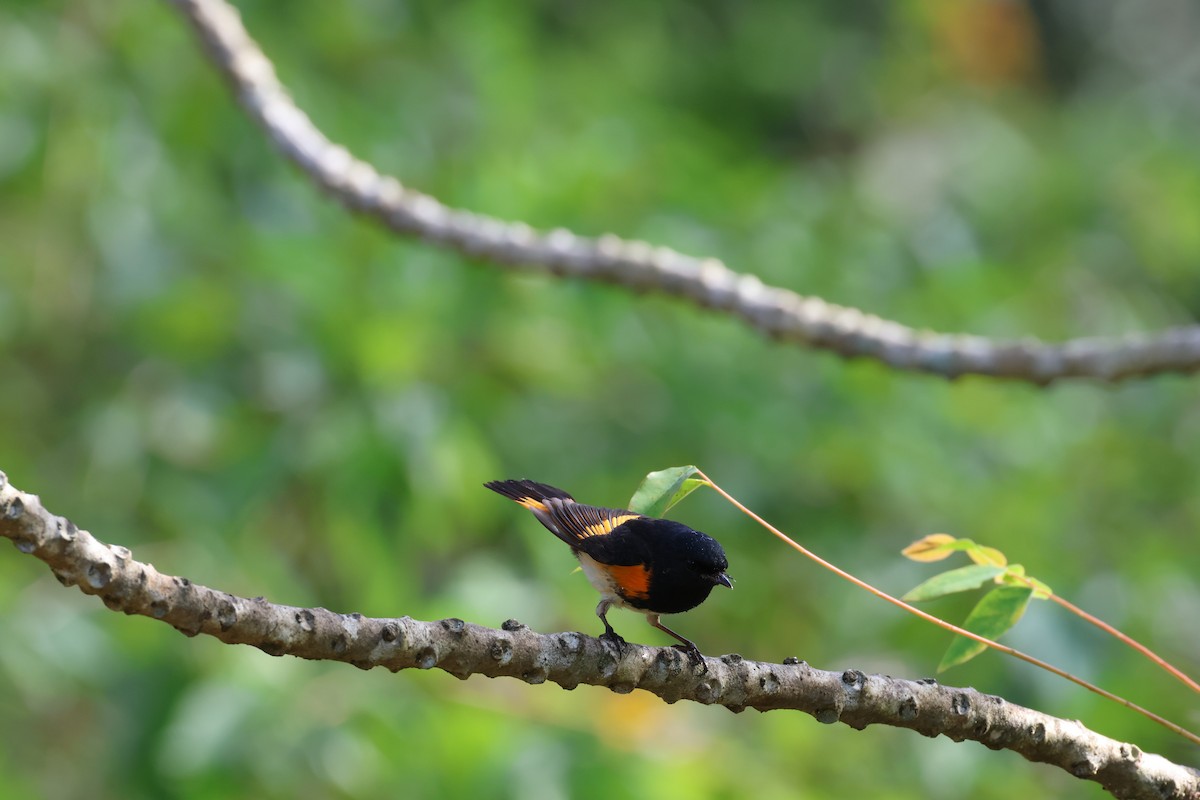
left=516, top=497, right=548, bottom=512
left=606, top=563, right=651, bottom=600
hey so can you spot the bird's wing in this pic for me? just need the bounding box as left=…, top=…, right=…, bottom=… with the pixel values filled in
left=537, top=497, right=643, bottom=550
left=484, top=479, right=645, bottom=560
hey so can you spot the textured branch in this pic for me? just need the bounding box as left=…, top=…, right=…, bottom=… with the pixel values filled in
left=162, top=0, right=1200, bottom=385
left=1, top=471, right=1196, bottom=799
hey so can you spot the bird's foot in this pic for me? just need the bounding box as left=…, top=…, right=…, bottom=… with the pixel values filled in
left=600, top=630, right=627, bottom=658
left=672, top=643, right=707, bottom=671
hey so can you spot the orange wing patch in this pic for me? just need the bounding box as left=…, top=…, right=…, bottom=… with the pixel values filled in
left=542, top=499, right=641, bottom=542
left=605, top=563, right=652, bottom=600
left=578, top=512, right=640, bottom=539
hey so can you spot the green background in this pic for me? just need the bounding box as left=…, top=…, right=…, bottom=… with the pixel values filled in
left=3, top=1, right=1199, bottom=797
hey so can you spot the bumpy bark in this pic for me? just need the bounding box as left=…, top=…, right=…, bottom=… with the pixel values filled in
left=165, top=0, right=1200, bottom=385
left=2, top=472, right=1196, bottom=799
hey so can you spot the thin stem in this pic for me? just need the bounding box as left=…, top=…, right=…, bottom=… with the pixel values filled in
left=1043, top=591, right=1200, bottom=695
left=695, top=470, right=1200, bottom=748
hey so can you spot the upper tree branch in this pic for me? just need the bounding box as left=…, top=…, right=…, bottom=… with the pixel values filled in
left=163, top=0, right=1200, bottom=385
left=1, top=471, right=1196, bottom=799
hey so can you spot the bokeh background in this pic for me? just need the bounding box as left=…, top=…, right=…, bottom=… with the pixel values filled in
left=3, top=0, right=1200, bottom=797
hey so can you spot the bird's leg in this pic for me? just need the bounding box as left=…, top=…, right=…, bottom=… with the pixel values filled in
left=596, top=599, right=626, bottom=656
left=647, top=614, right=705, bottom=668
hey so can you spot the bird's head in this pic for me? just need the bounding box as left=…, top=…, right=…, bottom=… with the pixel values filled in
left=686, top=535, right=732, bottom=589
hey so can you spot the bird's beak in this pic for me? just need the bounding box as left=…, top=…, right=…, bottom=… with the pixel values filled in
left=716, top=572, right=733, bottom=589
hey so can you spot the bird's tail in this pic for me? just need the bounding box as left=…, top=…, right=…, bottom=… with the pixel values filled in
left=483, top=479, right=575, bottom=512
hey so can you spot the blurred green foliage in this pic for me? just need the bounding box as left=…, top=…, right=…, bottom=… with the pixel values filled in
left=2, top=0, right=1199, bottom=797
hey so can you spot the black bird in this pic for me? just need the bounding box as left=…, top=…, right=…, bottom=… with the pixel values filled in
left=485, top=479, right=731, bottom=662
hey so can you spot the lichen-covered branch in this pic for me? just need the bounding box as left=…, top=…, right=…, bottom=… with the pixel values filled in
left=1, top=471, right=1195, bottom=799
left=162, top=0, right=1200, bottom=385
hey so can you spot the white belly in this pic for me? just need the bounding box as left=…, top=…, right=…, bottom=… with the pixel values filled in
left=576, top=552, right=633, bottom=609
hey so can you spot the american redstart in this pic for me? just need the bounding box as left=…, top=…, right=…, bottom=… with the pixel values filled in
left=485, top=479, right=732, bottom=663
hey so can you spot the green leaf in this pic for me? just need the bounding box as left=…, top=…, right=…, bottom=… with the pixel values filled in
left=901, top=564, right=1006, bottom=602
left=937, top=586, right=1034, bottom=672
left=966, top=545, right=1008, bottom=567
left=628, top=466, right=705, bottom=517
left=997, top=566, right=1054, bottom=600
left=1026, top=577, right=1053, bottom=600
